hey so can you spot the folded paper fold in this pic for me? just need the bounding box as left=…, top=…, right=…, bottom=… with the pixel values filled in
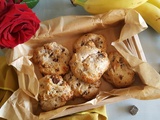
left=1, top=9, right=160, bottom=120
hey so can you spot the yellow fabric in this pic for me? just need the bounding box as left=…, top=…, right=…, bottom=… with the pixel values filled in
left=55, top=106, right=108, bottom=120
left=0, top=56, right=18, bottom=107
left=0, top=56, right=108, bottom=120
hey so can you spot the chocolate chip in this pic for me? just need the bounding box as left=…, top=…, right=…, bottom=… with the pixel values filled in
left=81, top=42, right=85, bottom=46
left=129, top=105, right=138, bottom=115
left=50, top=53, right=53, bottom=57
left=61, top=48, right=65, bottom=52
left=82, top=91, right=88, bottom=96
left=53, top=58, right=58, bottom=62
left=51, top=76, right=60, bottom=84
left=55, top=68, right=59, bottom=72
left=98, top=52, right=105, bottom=58
left=76, top=82, right=80, bottom=86
left=119, top=75, right=123, bottom=80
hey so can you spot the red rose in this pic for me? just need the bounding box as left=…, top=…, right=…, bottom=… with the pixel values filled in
left=0, top=0, right=7, bottom=12
left=0, top=3, right=40, bottom=48
left=12, top=0, right=23, bottom=4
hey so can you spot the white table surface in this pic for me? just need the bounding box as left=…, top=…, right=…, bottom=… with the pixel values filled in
left=1, top=0, right=160, bottom=120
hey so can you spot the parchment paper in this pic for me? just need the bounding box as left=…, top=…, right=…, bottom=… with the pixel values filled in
left=1, top=9, right=160, bottom=120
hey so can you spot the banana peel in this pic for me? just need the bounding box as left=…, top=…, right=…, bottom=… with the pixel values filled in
left=148, top=0, right=160, bottom=8
left=71, top=0, right=160, bottom=33
left=135, top=2, right=160, bottom=33
left=71, top=0, right=148, bottom=14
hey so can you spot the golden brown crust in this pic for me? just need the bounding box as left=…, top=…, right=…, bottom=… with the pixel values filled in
left=70, top=45, right=110, bottom=84
left=33, top=34, right=112, bottom=110
left=74, top=33, right=107, bottom=52
left=38, top=74, right=73, bottom=111
left=104, top=51, right=135, bottom=88
left=64, top=71, right=101, bottom=100
left=33, top=42, right=70, bottom=75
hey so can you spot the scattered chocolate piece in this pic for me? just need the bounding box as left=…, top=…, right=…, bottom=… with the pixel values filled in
left=129, top=105, right=138, bottom=115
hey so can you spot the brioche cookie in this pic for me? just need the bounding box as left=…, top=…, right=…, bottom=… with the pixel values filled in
left=64, top=71, right=101, bottom=100
left=74, top=33, right=107, bottom=52
left=38, top=74, right=73, bottom=111
left=70, top=45, right=110, bottom=84
left=103, top=51, right=135, bottom=88
left=33, top=42, right=70, bottom=75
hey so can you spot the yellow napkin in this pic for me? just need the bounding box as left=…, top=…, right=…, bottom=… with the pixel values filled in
left=0, top=56, right=108, bottom=120
left=55, top=106, right=108, bottom=120
left=0, top=56, right=18, bottom=107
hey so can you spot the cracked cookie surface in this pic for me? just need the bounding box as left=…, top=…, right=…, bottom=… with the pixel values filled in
left=38, top=74, right=73, bottom=111
left=70, top=45, right=110, bottom=83
left=74, top=33, right=107, bottom=52
left=64, top=71, right=101, bottom=100
left=104, top=51, right=135, bottom=88
left=33, top=42, right=70, bottom=75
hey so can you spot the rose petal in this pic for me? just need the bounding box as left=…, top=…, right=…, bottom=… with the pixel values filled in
left=0, top=3, right=40, bottom=48
left=0, top=0, right=7, bottom=12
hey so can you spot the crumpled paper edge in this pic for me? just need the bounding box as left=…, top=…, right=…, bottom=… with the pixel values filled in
left=1, top=9, right=160, bottom=120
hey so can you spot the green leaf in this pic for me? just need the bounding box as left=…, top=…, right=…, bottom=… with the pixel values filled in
left=21, top=0, right=39, bottom=9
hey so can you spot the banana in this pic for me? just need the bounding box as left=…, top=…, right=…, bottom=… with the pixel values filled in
left=135, top=2, right=160, bottom=33
left=148, top=0, right=160, bottom=8
left=71, top=0, right=148, bottom=14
